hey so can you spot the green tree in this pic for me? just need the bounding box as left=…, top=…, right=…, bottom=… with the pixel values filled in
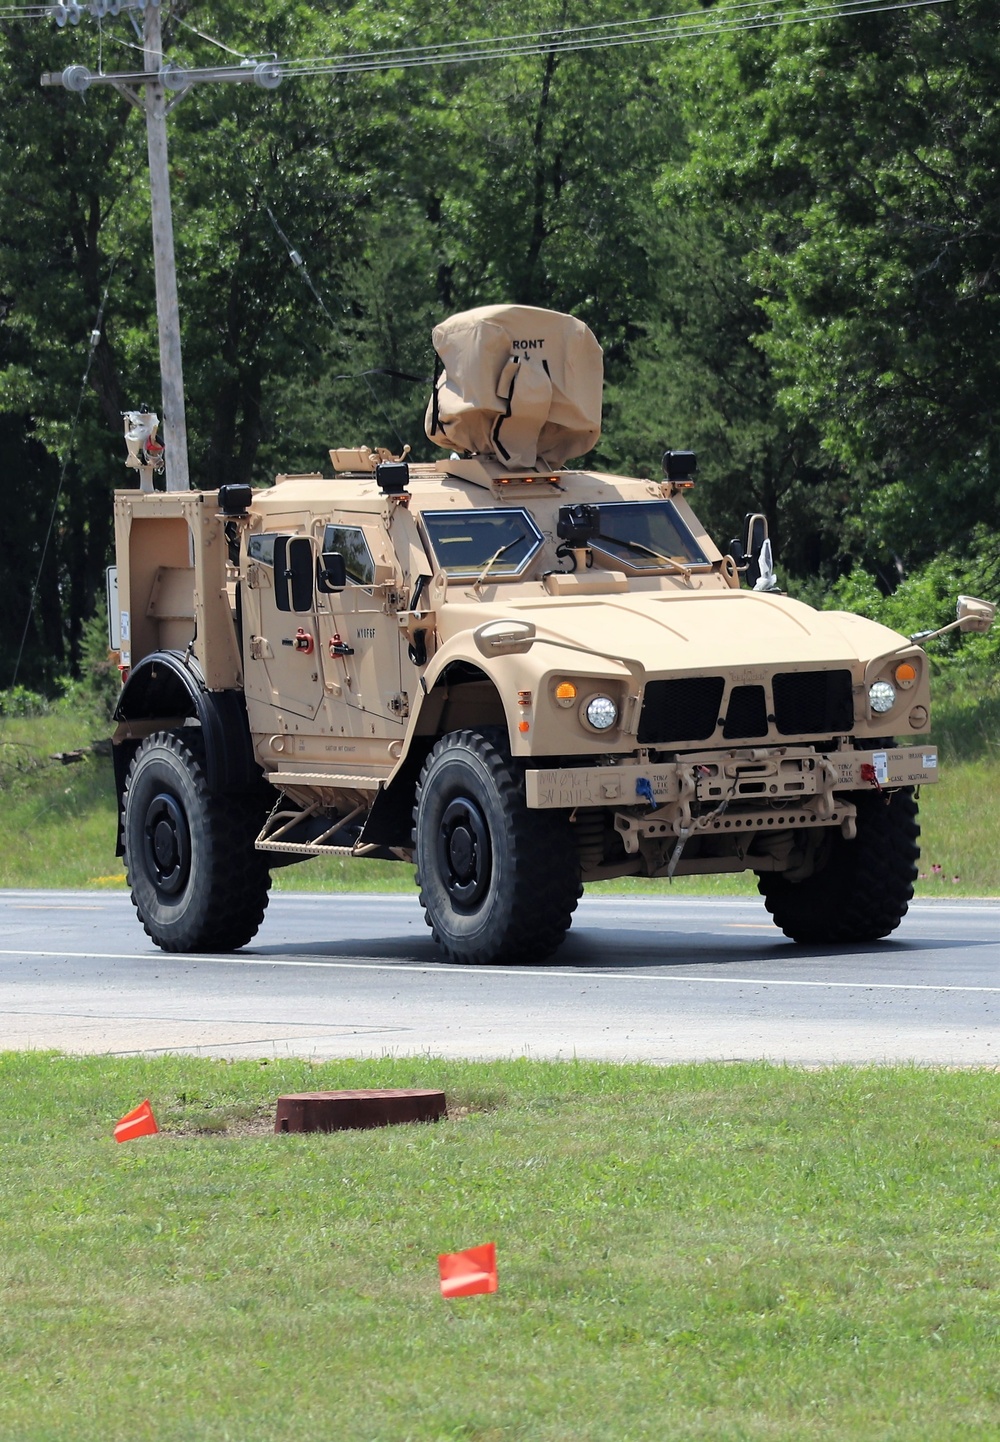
left=671, top=0, right=1000, bottom=570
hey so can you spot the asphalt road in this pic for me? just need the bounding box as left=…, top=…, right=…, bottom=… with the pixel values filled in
left=0, top=889, right=997, bottom=1065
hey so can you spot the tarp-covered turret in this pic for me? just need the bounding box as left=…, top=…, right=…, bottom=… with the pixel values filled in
left=425, top=303, right=603, bottom=469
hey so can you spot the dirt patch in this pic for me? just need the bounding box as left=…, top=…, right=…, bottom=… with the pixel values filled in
left=163, top=1104, right=276, bottom=1138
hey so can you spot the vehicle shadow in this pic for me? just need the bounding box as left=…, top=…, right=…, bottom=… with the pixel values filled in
left=245, top=927, right=978, bottom=970
left=557, top=929, right=967, bottom=971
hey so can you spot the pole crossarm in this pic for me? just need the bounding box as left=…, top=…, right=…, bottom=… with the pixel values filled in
left=40, top=59, right=282, bottom=91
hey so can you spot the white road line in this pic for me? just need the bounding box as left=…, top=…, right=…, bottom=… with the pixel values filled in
left=4, top=891, right=999, bottom=912
left=1, top=947, right=998, bottom=995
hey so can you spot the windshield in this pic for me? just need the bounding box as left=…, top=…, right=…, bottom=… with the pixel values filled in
left=589, top=501, right=708, bottom=570
left=421, top=508, right=543, bottom=578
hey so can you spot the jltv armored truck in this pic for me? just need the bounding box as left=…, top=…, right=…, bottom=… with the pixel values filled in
left=110, top=303, right=992, bottom=964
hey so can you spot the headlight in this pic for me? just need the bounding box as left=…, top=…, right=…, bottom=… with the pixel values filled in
left=868, top=680, right=896, bottom=714
left=584, top=694, right=618, bottom=731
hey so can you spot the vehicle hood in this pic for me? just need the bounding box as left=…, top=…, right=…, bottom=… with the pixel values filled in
left=443, top=587, right=907, bottom=675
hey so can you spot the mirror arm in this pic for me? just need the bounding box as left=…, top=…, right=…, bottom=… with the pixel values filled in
left=909, top=618, right=962, bottom=644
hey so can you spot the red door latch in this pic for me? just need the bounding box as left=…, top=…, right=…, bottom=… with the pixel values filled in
left=329, top=633, right=355, bottom=657
left=292, top=628, right=314, bottom=654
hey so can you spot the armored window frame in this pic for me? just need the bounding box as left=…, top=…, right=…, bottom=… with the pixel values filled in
left=322, top=525, right=376, bottom=586
left=420, top=508, right=543, bottom=579
left=588, top=500, right=710, bottom=572
left=247, top=533, right=277, bottom=566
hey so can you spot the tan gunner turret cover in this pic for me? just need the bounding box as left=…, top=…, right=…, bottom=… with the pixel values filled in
left=424, top=304, right=603, bottom=469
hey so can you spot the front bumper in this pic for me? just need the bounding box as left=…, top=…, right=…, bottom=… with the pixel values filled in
left=525, top=744, right=938, bottom=810
left=525, top=744, right=937, bottom=851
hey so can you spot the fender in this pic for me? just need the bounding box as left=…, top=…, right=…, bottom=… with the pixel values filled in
left=113, top=650, right=263, bottom=800
left=358, top=642, right=511, bottom=850
left=406, top=635, right=515, bottom=741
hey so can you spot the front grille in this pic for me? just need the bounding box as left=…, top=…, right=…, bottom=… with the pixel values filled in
left=773, top=669, right=854, bottom=736
left=723, top=685, right=768, bottom=739
left=638, top=676, right=724, bottom=744
left=638, top=668, right=855, bottom=747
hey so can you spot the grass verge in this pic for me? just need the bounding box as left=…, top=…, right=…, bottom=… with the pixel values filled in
left=1, top=1054, right=998, bottom=1441
left=1, top=712, right=996, bottom=895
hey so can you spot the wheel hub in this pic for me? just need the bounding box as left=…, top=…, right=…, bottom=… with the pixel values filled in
left=142, top=791, right=190, bottom=897
left=437, top=796, right=491, bottom=909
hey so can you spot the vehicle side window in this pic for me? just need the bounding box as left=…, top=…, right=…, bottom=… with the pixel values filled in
left=247, top=534, right=277, bottom=566
left=323, top=525, right=375, bottom=586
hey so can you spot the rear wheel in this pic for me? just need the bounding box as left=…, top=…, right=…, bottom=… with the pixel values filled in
left=758, top=787, right=919, bottom=944
left=123, top=729, right=271, bottom=952
left=413, top=728, right=581, bottom=965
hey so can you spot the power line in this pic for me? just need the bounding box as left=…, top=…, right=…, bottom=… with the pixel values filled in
left=171, top=13, right=253, bottom=61
left=264, top=204, right=410, bottom=452
left=37, top=0, right=956, bottom=94
left=282, top=0, right=956, bottom=77
left=281, top=0, right=947, bottom=71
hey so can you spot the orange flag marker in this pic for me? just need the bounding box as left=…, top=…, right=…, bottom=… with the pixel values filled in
left=438, top=1242, right=498, bottom=1298
left=114, top=1099, right=158, bottom=1143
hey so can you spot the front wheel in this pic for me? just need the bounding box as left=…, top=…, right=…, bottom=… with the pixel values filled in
left=758, top=787, right=920, bottom=944
left=413, top=729, right=581, bottom=965
left=123, top=729, right=271, bottom=952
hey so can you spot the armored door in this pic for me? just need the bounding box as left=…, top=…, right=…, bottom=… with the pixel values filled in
left=242, top=531, right=324, bottom=724
left=317, top=522, right=406, bottom=739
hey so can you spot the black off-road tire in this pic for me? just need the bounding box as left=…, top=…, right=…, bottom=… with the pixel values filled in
left=123, top=729, right=271, bottom=952
left=413, top=728, right=582, bottom=965
left=758, top=787, right=920, bottom=944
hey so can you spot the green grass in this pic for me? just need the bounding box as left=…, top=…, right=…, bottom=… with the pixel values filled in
left=1, top=1053, right=998, bottom=1441
left=1, top=709, right=996, bottom=896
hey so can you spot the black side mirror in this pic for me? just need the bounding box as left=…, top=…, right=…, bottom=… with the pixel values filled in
left=743, top=513, right=768, bottom=589
left=317, top=552, right=347, bottom=594
left=275, top=535, right=315, bottom=613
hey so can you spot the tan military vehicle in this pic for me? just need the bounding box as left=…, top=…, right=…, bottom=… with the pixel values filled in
left=110, top=304, right=994, bottom=963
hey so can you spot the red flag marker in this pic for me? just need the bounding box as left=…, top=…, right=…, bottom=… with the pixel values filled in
left=114, top=1099, right=158, bottom=1143
left=438, top=1242, right=498, bottom=1298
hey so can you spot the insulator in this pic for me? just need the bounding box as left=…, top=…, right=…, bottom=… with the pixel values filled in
left=253, top=62, right=282, bottom=89
left=159, top=63, right=189, bottom=92
left=61, top=64, right=91, bottom=91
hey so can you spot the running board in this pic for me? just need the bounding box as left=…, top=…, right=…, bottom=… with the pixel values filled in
left=255, top=799, right=409, bottom=862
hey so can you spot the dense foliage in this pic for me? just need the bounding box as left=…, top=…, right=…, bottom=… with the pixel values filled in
left=1, top=0, right=997, bottom=690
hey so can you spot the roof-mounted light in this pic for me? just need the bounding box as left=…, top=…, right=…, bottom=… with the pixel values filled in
left=663, top=450, right=697, bottom=485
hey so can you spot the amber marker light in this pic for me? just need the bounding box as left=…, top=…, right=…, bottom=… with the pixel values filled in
left=894, top=662, right=917, bottom=688
left=555, top=682, right=577, bottom=709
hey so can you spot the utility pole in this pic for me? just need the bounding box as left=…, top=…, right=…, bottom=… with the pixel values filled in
left=141, top=0, right=188, bottom=491
left=42, top=3, right=282, bottom=491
